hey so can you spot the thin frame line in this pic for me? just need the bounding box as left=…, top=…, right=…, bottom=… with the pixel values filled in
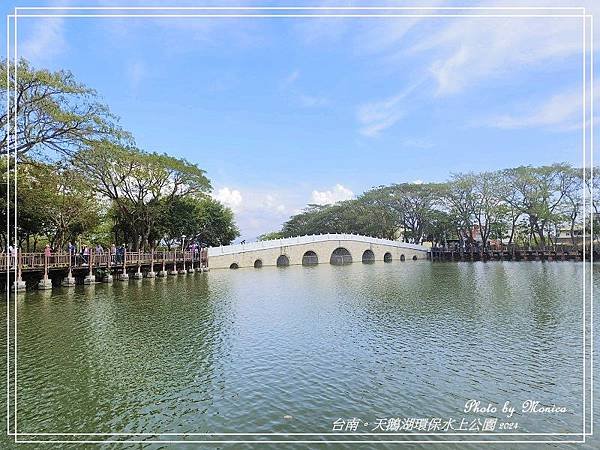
left=12, top=439, right=588, bottom=444
left=13, top=6, right=588, bottom=11
left=590, top=13, right=594, bottom=437
left=12, top=10, right=17, bottom=441
left=7, top=7, right=593, bottom=445
left=9, top=14, right=590, bottom=18
left=4, top=11, right=10, bottom=441
left=11, top=432, right=592, bottom=436
left=582, top=11, right=586, bottom=443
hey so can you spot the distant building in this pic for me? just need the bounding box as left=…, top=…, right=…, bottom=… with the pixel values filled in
left=555, top=226, right=585, bottom=245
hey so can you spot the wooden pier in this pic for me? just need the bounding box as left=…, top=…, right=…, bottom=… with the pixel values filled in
left=429, top=246, right=598, bottom=262
left=1, top=249, right=209, bottom=292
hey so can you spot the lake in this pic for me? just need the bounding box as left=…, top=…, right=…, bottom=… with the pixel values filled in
left=1, top=261, right=598, bottom=448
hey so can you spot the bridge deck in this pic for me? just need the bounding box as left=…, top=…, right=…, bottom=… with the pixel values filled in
left=208, top=233, right=428, bottom=256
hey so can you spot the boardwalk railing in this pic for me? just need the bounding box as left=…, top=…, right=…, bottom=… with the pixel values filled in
left=430, top=244, right=598, bottom=261
left=0, top=249, right=209, bottom=274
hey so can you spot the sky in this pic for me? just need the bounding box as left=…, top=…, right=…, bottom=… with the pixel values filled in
left=4, top=0, right=599, bottom=241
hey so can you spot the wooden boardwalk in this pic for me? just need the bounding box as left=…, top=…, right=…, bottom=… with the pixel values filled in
left=429, top=247, right=597, bottom=262
left=0, top=249, right=207, bottom=273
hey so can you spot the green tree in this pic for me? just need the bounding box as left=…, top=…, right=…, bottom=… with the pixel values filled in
left=159, top=196, right=239, bottom=247
left=72, top=141, right=211, bottom=249
left=0, top=158, right=100, bottom=250
left=0, top=59, right=127, bottom=158
left=504, top=164, right=578, bottom=248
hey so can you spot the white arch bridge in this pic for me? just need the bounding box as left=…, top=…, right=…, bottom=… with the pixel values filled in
left=207, top=233, right=430, bottom=269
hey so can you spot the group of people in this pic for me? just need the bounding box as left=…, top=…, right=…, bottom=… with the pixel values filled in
left=8, top=242, right=203, bottom=266
left=65, top=243, right=128, bottom=266
left=5, top=241, right=207, bottom=268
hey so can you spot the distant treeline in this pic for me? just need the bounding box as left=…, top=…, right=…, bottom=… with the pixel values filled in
left=0, top=59, right=239, bottom=251
left=261, top=164, right=599, bottom=248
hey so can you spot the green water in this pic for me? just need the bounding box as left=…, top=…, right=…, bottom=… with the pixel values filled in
left=1, top=262, right=598, bottom=448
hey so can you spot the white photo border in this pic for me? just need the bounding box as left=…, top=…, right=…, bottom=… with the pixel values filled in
left=4, top=4, right=595, bottom=445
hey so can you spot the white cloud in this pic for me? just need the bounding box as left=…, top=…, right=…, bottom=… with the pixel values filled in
left=280, top=70, right=330, bottom=108
left=311, top=184, right=354, bottom=205
left=298, top=94, right=330, bottom=108
left=20, top=18, right=66, bottom=64
left=400, top=138, right=434, bottom=149
left=213, top=186, right=296, bottom=241
left=356, top=82, right=419, bottom=137
left=480, top=83, right=600, bottom=130
left=412, top=179, right=424, bottom=185
left=282, top=69, right=300, bottom=87
left=214, top=187, right=243, bottom=211
left=356, top=93, right=405, bottom=137
left=411, top=15, right=583, bottom=96
left=127, top=61, right=146, bottom=89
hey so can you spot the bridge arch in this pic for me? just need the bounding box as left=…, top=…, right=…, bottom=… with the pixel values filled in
left=276, top=255, right=290, bottom=267
left=229, top=263, right=239, bottom=269
left=412, top=255, right=418, bottom=261
left=254, top=259, right=262, bottom=268
left=384, top=252, right=392, bottom=263
left=400, top=254, right=405, bottom=261
left=302, top=250, right=318, bottom=266
left=330, top=247, right=352, bottom=265
left=362, top=249, right=375, bottom=264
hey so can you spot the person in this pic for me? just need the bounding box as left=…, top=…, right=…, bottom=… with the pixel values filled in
left=8, top=244, right=15, bottom=268
left=96, top=244, right=104, bottom=254
left=82, top=246, right=89, bottom=265
left=116, top=244, right=126, bottom=264
left=110, top=244, right=116, bottom=264
left=44, top=244, right=52, bottom=266
left=68, top=242, right=75, bottom=266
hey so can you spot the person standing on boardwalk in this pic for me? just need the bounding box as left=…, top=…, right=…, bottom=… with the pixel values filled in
left=82, top=246, right=89, bottom=265
left=44, top=244, right=52, bottom=263
left=8, top=244, right=15, bottom=268
left=68, top=242, right=75, bottom=266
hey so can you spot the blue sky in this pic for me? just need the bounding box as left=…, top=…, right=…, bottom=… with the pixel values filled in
left=5, top=1, right=598, bottom=241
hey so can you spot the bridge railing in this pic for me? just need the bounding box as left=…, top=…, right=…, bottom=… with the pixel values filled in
left=208, top=233, right=429, bottom=256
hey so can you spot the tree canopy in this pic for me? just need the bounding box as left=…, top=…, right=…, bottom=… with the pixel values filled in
left=0, top=59, right=128, bottom=158
left=267, top=164, right=594, bottom=249
left=1, top=59, right=239, bottom=251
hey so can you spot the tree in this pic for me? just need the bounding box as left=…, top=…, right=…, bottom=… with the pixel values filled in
left=0, top=59, right=128, bottom=158
left=159, top=196, right=239, bottom=247
left=362, top=183, right=441, bottom=244
left=505, top=164, right=579, bottom=248
left=258, top=231, right=285, bottom=241
left=279, top=199, right=396, bottom=239
left=72, top=141, right=211, bottom=250
left=0, top=158, right=100, bottom=250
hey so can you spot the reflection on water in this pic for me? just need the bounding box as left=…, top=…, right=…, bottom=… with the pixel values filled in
left=0, top=262, right=597, bottom=448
